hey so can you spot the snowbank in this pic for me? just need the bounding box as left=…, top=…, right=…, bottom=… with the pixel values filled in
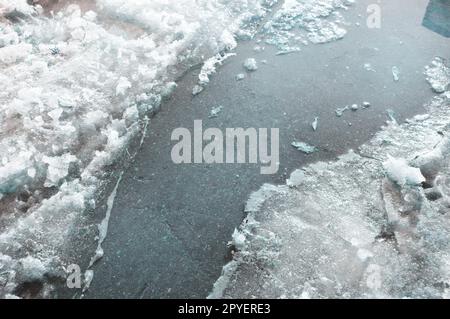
left=211, top=59, right=450, bottom=299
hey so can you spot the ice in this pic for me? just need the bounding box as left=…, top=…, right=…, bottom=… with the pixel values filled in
left=192, top=85, right=204, bottom=96
left=362, top=101, right=371, bottom=108
left=335, top=105, right=349, bottom=117
left=260, top=0, right=353, bottom=52
left=42, top=153, right=77, bottom=187
left=115, top=77, right=132, bottom=96
left=243, top=58, right=258, bottom=71
left=364, top=63, right=376, bottom=72
left=350, top=104, right=359, bottom=111
left=195, top=52, right=236, bottom=94
left=425, top=57, right=450, bottom=93
left=383, top=156, right=425, bottom=187
left=235, top=73, right=245, bottom=81
left=212, top=62, right=450, bottom=299
left=291, top=141, right=317, bottom=154
left=311, top=117, right=319, bottom=131
left=87, top=172, right=123, bottom=271
left=392, top=66, right=400, bottom=81
left=209, top=105, right=224, bottom=119
left=386, top=109, right=398, bottom=124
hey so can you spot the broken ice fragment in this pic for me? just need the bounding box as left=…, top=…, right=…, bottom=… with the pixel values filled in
left=413, top=114, right=430, bottom=122
left=209, top=105, right=223, bottom=118
left=243, top=58, right=258, bottom=71
left=386, top=109, right=397, bottom=124
left=192, top=85, right=204, bottom=96
left=364, top=63, right=375, bottom=72
left=276, top=49, right=300, bottom=56
left=362, top=101, right=371, bottom=108
left=292, top=141, right=317, bottom=154
left=383, top=155, right=425, bottom=186
left=392, top=66, right=400, bottom=81
left=287, top=169, right=305, bottom=187
left=335, top=106, right=349, bottom=117
left=231, top=229, right=246, bottom=250
left=311, top=117, right=318, bottom=131
left=424, top=57, right=449, bottom=93
left=43, top=153, right=77, bottom=187
left=235, top=73, right=245, bottom=81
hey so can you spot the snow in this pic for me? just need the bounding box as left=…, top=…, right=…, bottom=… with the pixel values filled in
left=212, top=63, right=450, bottom=299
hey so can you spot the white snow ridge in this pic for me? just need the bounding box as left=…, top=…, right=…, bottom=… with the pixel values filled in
left=211, top=61, right=450, bottom=299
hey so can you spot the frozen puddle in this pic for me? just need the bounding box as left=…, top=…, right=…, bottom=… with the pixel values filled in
left=211, top=60, right=450, bottom=299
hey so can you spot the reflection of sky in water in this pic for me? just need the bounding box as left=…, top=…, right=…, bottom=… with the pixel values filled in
left=423, top=0, right=450, bottom=37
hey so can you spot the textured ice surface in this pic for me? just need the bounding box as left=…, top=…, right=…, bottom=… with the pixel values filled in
left=0, top=0, right=271, bottom=298
left=212, top=61, right=450, bottom=299
left=259, top=0, right=353, bottom=52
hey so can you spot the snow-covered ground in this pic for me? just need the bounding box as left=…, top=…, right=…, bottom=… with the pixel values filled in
left=211, top=58, right=450, bottom=299
left=0, top=0, right=355, bottom=298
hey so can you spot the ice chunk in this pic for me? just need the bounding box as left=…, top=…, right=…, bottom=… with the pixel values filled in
left=392, top=66, right=400, bottom=81
left=243, top=58, right=258, bottom=71
left=362, top=101, right=371, bottom=108
left=335, top=105, right=349, bottom=117
left=386, top=109, right=397, bottom=124
left=424, top=57, right=449, bottom=93
left=235, top=73, right=245, bottom=81
left=383, top=155, right=425, bottom=186
left=209, top=105, right=223, bottom=118
left=287, top=169, right=305, bottom=187
left=292, top=141, right=317, bottom=154
left=364, top=63, right=376, bottom=72
left=42, top=153, right=77, bottom=187
left=192, top=85, right=204, bottom=96
left=350, top=104, right=359, bottom=111
left=231, top=229, right=246, bottom=250
left=18, top=256, right=47, bottom=282
left=311, top=117, right=318, bottom=131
